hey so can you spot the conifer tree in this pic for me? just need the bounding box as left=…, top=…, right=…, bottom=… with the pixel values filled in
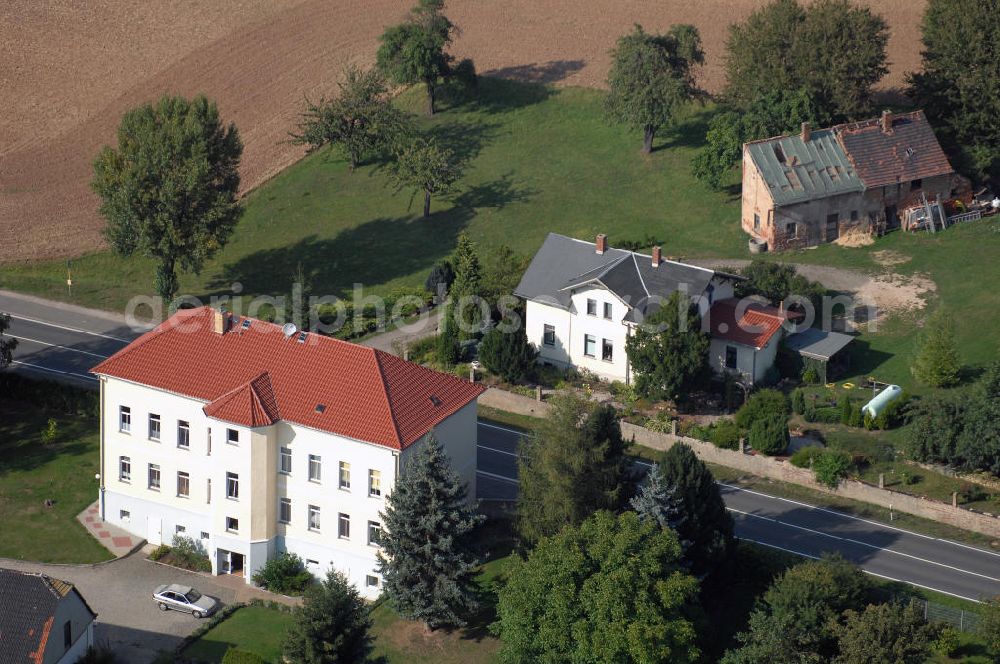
left=631, top=462, right=691, bottom=555
left=283, top=570, right=376, bottom=664
left=450, top=232, right=484, bottom=338
left=377, top=435, right=484, bottom=629
left=659, top=443, right=734, bottom=576
left=0, top=313, right=17, bottom=371
left=911, top=309, right=962, bottom=387
left=435, top=304, right=460, bottom=367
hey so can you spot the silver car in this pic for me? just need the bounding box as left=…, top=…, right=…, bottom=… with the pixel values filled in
left=152, top=583, right=219, bottom=618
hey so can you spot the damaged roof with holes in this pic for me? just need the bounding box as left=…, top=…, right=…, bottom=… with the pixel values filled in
left=515, top=233, right=739, bottom=322
left=836, top=110, right=954, bottom=188
left=746, top=127, right=864, bottom=206
left=91, top=307, right=484, bottom=449
left=0, top=568, right=96, bottom=664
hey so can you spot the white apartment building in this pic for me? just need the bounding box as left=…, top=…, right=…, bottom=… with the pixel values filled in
left=92, top=307, right=483, bottom=598
left=515, top=233, right=744, bottom=383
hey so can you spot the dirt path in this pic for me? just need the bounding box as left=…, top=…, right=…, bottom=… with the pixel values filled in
left=1, top=0, right=926, bottom=263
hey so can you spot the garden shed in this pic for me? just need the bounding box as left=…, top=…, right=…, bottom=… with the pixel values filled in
left=783, top=328, right=855, bottom=384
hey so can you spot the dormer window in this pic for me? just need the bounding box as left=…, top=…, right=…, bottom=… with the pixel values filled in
left=586, top=299, right=597, bottom=316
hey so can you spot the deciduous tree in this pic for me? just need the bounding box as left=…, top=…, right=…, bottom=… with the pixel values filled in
left=283, top=570, right=376, bottom=664
left=391, top=136, right=463, bottom=218
left=605, top=24, right=704, bottom=153
left=910, top=309, right=962, bottom=387
left=724, top=0, right=888, bottom=121
left=92, top=95, right=243, bottom=301
left=290, top=66, right=410, bottom=170
left=517, top=394, right=631, bottom=544
left=0, top=313, right=16, bottom=371
left=625, top=291, right=710, bottom=402
left=735, top=260, right=826, bottom=313
left=493, top=511, right=701, bottom=664
left=377, top=0, right=456, bottom=116
left=377, top=435, right=483, bottom=629
left=834, top=601, right=936, bottom=664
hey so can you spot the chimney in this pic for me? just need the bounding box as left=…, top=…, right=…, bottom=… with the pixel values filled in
left=212, top=307, right=229, bottom=335
left=595, top=233, right=607, bottom=254
left=881, top=110, right=892, bottom=133
left=778, top=300, right=785, bottom=315
left=801, top=121, right=811, bottom=143
left=651, top=246, right=662, bottom=267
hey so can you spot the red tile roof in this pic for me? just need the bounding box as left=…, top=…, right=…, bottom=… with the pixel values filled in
left=708, top=298, right=798, bottom=349
left=92, top=307, right=484, bottom=449
left=836, top=110, right=954, bottom=188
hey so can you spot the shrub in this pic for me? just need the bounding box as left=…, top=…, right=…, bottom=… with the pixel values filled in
left=149, top=544, right=170, bottom=561
left=932, top=625, right=960, bottom=657
left=425, top=260, right=455, bottom=297
left=838, top=393, right=852, bottom=425
left=791, top=388, right=806, bottom=415
left=813, top=406, right=841, bottom=424
left=790, top=445, right=825, bottom=469
left=848, top=404, right=864, bottom=428
left=40, top=418, right=59, bottom=445
left=735, top=389, right=790, bottom=430
left=479, top=325, right=538, bottom=383
left=803, top=402, right=817, bottom=422
left=709, top=418, right=741, bottom=450
left=801, top=364, right=820, bottom=384
left=436, top=304, right=460, bottom=367
left=221, top=649, right=265, bottom=664
left=76, top=642, right=119, bottom=664
left=813, top=449, right=852, bottom=488
left=252, top=552, right=314, bottom=595
left=748, top=413, right=789, bottom=455
left=171, top=535, right=211, bottom=572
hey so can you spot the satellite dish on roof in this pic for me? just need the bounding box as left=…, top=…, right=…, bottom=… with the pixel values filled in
left=282, top=323, right=298, bottom=339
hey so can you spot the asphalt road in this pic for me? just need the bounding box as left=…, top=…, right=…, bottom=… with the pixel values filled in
left=475, top=422, right=1000, bottom=603
left=6, top=291, right=1000, bottom=603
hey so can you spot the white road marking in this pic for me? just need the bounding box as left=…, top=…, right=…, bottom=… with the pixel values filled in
left=476, top=470, right=519, bottom=485
left=478, top=421, right=528, bottom=435
left=477, top=444, right=518, bottom=458
left=732, top=508, right=1000, bottom=583
left=12, top=360, right=98, bottom=381
left=9, top=335, right=109, bottom=359
left=8, top=314, right=133, bottom=343
left=738, top=537, right=982, bottom=603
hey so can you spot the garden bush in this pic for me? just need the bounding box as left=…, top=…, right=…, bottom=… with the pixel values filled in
left=424, top=260, right=455, bottom=297
left=791, top=389, right=806, bottom=415
left=838, top=393, right=852, bottom=425
left=812, top=406, right=841, bottom=424
left=251, top=552, right=314, bottom=595
left=171, top=535, right=211, bottom=572
left=149, top=544, right=170, bottom=561
left=748, top=413, right=790, bottom=455
left=479, top=325, right=537, bottom=383
left=709, top=418, right=741, bottom=450
left=813, top=449, right=852, bottom=488
left=735, top=389, right=790, bottom=431
left=790, top=445, right=825, bottom=469
left=221, top=648, right=266, bottom=664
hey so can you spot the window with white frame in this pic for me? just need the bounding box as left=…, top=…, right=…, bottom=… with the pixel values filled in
left=200, top=531, right=209, bottom=540
left=226, top=428, right=239, bottom=445
left=279, top=498, right=291, bottom=524
left=119, top=406, right=131, bottom=433
left=226, top=516, right=238, bottom=533
left=367, top=520, right=382, bottom=546
left=279, top=447, right=292, bottom=474
left=148, top=414, right=161, bottom=441
left=308, top=505, right=321, bottom=531
left=177, top=421, right=190, bottom=449
left=586, top=298, right=597, bottom=316
left=365, top=575, right=380, bottom=588
left=583, top=334, right=596, bottom=357
left=175, top=525, right=186, bottom=534
left=177, top=471, right=190, bottom=497
left=119, top=456, right=131, bottom=482
left=543, top=324, right=555, bottom=346
left=339, top=461, right=351, bottom=489
left=603, top=302, right=612, bottom=320
left=338, top=513, right=350, bottom=539
left=368, top=469, right=382, bottom=497
left=148, top=463, right=160, bottom=490
left=226, top=472, right=239, bottom=500
left=601, top=338, right=613, bottom=362
left=308, top=455, right=322, bottom=482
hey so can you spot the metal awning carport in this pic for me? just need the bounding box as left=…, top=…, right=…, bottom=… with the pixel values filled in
left=784, top=327, right=855, bottom=361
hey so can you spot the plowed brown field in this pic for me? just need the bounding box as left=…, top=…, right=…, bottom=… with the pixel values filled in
left=0, top=0, right=924, bottom=262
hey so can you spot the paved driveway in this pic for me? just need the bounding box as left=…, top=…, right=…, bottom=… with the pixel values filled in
left=1, top=550, right=252, bottom=663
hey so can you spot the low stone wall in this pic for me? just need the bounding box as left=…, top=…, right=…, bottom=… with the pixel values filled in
left=478, top=388, right=1000, bottom=539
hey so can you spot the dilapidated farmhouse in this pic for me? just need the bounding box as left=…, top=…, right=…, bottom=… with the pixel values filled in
left=741, top=110, right=969, bottom=251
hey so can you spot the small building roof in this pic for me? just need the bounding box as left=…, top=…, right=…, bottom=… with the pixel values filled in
left=0, top=568, right=96, bottom=664
left=515, top=233, right=736, bottom=321
left=91, top=307, right=484, bottom=450
left=837, top=110, right=954, bottom=188
left=746, top=128, right=864, bottom=206
left=707, top=298, right=800, bottom=350
left=784, top=327, right=855, bottom=361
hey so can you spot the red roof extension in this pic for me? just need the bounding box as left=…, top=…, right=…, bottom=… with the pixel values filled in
left=708, top=298, right=799, bottom=350
left=91, top=307, right=484, bottom=449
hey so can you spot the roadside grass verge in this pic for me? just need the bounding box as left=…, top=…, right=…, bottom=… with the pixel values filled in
left=0, top=399, right=110, bottom=563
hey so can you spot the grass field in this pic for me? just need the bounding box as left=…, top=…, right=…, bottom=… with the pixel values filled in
left=0, top=400, right=111, bottom=563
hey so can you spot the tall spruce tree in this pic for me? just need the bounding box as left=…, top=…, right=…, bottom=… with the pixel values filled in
left=910, top=309, right=962, bottom=387
left=450, top=232, right=484, bottom=338
left=282, top=570, right=376, bottom=664
left=631, top=462, right=691, bottom=555
left=435, top=303, right=460, bottom=367
left=377, top=434, right=483, bottom=629
left=517, top=394, right=632, bottom=544
left=659, top=443, right=734, bottom=577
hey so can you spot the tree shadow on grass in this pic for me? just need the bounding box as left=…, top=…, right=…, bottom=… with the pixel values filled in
left=0, top=403, right=95, bottom=474
left=654, top=108, right=715, bottom=152
left=425, top=117, right=502, bottom=165
left=484, top=60, right=587, bottom=86
left=465, top=76, right=561, bottom=114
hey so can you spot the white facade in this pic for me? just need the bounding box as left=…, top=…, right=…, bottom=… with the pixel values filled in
left=526, top=279, right=735, bottom=383
left=99, top=375, right=478, bottom=599
left=708, top=335, right=781, bottom=386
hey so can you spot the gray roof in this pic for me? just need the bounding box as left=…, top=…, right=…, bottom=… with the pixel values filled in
left=746, top=128, right=864, bottom=206
left=784, top=327, right=855, bottom=361
left=515, top=233, right=733, bottom=321
left=0, top=568, right=96, bottom=663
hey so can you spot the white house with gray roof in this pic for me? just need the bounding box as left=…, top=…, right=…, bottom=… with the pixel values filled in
left=514, top=233, right=742, bottom=383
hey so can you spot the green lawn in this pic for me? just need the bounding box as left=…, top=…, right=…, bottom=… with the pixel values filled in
left=0, top=400, right=111, bottom=563
left=180, top=605, right=295, bottom=663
